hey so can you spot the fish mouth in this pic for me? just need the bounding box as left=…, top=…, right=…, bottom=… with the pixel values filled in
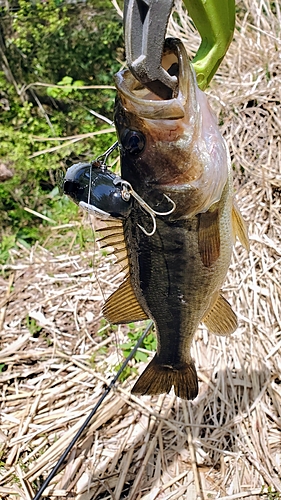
left=114, top=38, right=195, bottom=120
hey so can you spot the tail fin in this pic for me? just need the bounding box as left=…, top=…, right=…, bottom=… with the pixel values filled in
left=131, top=355, right=198, bottom=400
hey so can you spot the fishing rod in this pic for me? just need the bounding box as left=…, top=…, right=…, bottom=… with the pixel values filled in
left=32, top=321, right=153, bottom=500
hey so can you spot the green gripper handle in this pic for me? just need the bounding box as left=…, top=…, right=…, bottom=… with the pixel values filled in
left=183, top=0, right=235, bottom=89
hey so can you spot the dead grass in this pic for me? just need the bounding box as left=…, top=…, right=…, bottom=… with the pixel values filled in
left=1, top=0, right=281, bottom=498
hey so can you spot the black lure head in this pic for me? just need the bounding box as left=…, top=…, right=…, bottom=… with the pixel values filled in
left=63, top=161, right=133, bottom=219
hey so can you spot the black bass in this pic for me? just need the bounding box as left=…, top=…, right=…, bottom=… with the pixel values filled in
left=64, top=38, right=249, bottom=400
left=105, top=38, right=249, bottom=400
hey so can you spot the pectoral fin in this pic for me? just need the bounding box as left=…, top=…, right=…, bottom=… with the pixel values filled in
left=232, top=201, right=250, bottom=251
left=102, top=277, right=149, bottom=324
left=203, top=293, right=237, bottom=335
left=198, top=207, right=220, bottom=267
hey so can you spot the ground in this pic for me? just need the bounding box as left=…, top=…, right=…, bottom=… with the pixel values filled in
left=0, top=0, right=281, bottom=498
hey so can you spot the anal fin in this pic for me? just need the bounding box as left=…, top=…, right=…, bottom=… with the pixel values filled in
left=203, top=293, right=237, bottom=335
left=232, top=201, right=250, bottom=251
left=102, top=277, right=148, bottom=324
left=132, top=355, right=198, bottom=400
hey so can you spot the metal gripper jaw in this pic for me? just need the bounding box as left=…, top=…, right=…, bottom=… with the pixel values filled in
left=123, top=0, right=176, bottom=99
left=123, top=0, right=236, bottom=94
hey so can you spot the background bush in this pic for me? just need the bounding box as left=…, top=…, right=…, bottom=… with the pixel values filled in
left=0, top=0, right=124, bottom=245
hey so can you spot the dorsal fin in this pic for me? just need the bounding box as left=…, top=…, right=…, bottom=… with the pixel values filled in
left=232, top=201, right=250, bottom=251
left=202, top=292, right=237, bottom=336
left=97, top=225, right=124, bottom=238
left=97, top=221, right=129, bottom=272
left=102, top=277, right=148, bottom=324
left=98, top=233, right=125, bottom=247
left=115, top=255, right=129, bottom=273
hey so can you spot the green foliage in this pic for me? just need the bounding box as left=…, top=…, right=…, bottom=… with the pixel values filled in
left=115, top=363, right=138, bottom=383
left=97, top=319, right=118, bottom=339
left=0, top=234, right=16, bottom=265
left=12, top=0, right=69, bottom=57
left=26, top=316, right=42, bottom=337
left=120, top=323, right=156, bottom=362
left=0, top=0, right=123, bottom=247
left=8, top=0, right=123, bottom=84
left=88, top=346, right=108, bottom=368
left=46, top=76, right=86, bottom=99
left=43, top=334, right=53, bottom=347
left=89, top=321, right=156, bottom=382
left=261, top=486, right=281, bottom=499
left=46, top=188, right=79, bottom=223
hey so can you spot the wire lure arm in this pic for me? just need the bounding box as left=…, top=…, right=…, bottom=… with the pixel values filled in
left=95, top=140, right=119, bottom=168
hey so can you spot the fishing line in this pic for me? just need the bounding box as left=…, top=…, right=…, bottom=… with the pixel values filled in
left=32, top=320, right=153, bottom=500
left=84, top=140, right=120, bottom=304
left=90, top=141, right=123, bottom=362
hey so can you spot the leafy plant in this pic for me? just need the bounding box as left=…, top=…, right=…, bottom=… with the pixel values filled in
left=260, top=486, right=281, bottom=499
left=97, top=319, right=118, bottom=339
left=119, top=323, right=157, bottom=364
left=0, top=0, right=123, bottom=247
left=26, top=316, right=42, bottom=337
left=0, top=234, right=16, bottom=265
left=88, top=346, right=108, bottom=368
left=114, top=363, right=138, bottom=383
left=46, top=76, right=86, bottom=99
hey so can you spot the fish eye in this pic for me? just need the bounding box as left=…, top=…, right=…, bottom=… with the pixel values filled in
left=121, top=129, right=145, bottom=155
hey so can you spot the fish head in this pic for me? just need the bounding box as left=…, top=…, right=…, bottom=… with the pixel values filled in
left=114, top=38, right=229, bottom=217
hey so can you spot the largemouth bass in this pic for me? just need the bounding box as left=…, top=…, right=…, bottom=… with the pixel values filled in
left=107, top=38, right=248, bottom=400
left=64, top=38, right=249, bottom=400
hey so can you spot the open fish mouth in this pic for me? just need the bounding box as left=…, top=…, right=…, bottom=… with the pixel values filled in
left=114, top=38, right=196, bottom=120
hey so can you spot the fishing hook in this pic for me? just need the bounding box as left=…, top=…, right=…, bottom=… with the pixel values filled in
left=113, top=178, right=176, bottom=236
